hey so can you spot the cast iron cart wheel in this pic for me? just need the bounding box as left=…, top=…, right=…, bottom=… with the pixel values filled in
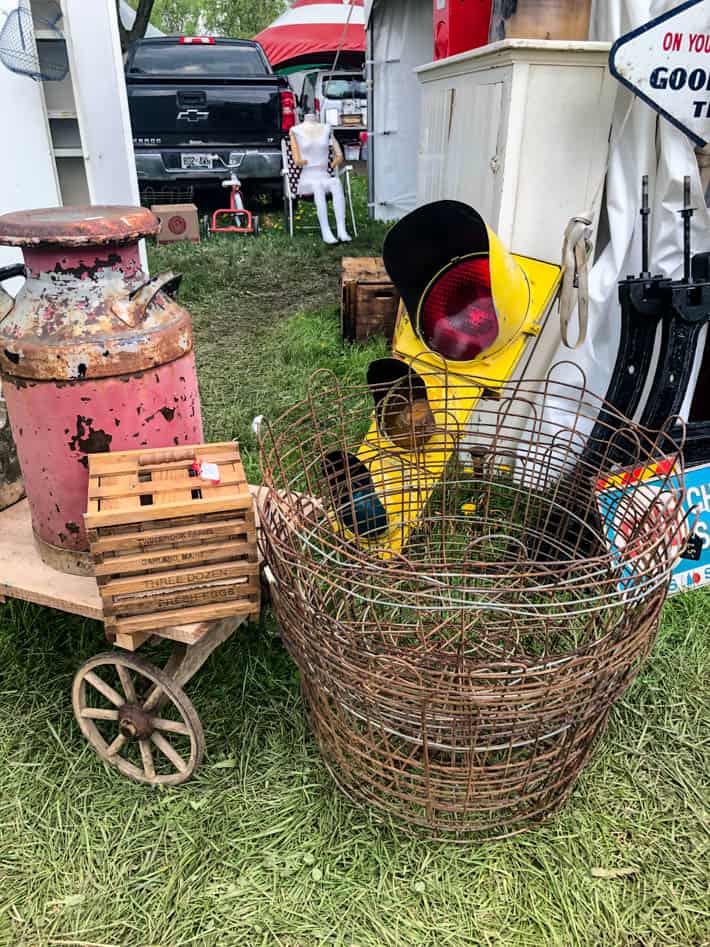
left=72, top=651, right=204, bottom=786
left=202, top=213, right=213, bottom=239
left=252, top=215, right=261, bottom=237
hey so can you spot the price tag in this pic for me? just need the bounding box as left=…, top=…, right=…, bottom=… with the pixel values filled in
left=191, top=461, right=220, bottom=484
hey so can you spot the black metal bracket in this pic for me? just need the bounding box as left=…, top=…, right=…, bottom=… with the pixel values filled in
left=590, top=177, right=710, bottom=467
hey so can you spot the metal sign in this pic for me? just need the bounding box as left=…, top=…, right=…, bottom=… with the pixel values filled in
left=596, top=458, right=710, bottom=596
left=669, top=462, right=710, bottom=593
left=609, top=0, right=710, bottom=146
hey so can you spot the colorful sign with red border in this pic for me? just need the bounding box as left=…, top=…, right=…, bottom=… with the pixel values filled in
left=597, top=458, right=708, bottom=596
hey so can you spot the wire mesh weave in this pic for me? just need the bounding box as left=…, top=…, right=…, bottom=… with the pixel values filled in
left=257, top=363, right=689, bottom=839
left=140, top=185, right=196, bottom=208
left=0, top=4, right=67, bottom=82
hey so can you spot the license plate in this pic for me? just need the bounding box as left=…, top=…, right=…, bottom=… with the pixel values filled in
left=181, top=153, right=213, bottom=170
left=341, top=113, right=362, bottom=126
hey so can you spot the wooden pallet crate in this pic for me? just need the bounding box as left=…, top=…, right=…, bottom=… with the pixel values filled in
left=85, top=442, right=259, bottom=638
left=341, top=257, right=400, bottom=343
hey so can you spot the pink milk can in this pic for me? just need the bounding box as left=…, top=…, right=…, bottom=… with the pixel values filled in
left=0, top=205, right=204, bottom=575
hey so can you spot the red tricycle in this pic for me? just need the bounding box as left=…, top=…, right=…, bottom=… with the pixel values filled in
left=204, top=173, right=260, bottom=238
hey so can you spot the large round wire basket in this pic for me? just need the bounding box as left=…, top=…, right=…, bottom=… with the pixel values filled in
left=256, top=364, right=689, bottom=839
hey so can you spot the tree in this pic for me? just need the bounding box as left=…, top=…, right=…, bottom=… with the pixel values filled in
left=115, top=0, right=157, bottom=52
left=197, top=0, right=288, bottom=38
left=148, top=0, right=202, bottom=35
left=118, top=0, right=288, bottom=51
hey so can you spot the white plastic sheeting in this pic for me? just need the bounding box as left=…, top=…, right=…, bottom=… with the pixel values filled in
left=546, top=0, right=710, bottom=420
left=366, top=0, right=431, bottom=220
left=366, top=0, right=710, bottom=424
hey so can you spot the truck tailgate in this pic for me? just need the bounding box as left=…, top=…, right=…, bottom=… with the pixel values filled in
left=128, top=82, right=282, bottom=146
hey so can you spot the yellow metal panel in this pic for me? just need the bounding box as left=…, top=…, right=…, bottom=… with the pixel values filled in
left=345, top=253, right=562, bottom=557
left=393, top=253, right=562, bottom=375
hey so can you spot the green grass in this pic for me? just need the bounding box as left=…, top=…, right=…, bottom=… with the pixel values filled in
left=149, top=177, right=388, bottom=481
left=0, top=179, right=708, bottom=946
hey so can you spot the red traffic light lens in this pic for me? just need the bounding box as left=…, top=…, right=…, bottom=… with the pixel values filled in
left=419, top=257, right=498, bottom=361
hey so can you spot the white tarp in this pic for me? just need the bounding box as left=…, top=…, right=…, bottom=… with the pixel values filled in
left=367, top=0, right=431, bottom=221
left=367, top=0, right=710, bottom=420
left=548, top=0, right=710, bottom=421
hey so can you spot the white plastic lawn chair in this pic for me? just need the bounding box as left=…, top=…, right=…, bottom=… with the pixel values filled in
left=281, top=137, right=358, bottom=239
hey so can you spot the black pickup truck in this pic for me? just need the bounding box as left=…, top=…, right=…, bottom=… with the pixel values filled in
left=125, top=36, right=295, bottom=195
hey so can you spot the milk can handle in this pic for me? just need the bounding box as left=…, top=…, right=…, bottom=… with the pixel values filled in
left=130, top=270, right=182, bottom=321
left=112, top=270, right=183, bottom=327
left=0, top=264, right=26, bottom=317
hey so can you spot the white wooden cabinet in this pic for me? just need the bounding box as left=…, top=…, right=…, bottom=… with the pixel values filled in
left=416, top=40, right=616, bottom=264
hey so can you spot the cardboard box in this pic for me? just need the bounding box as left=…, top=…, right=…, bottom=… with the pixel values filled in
left=151, top=203, right=200, bottom=244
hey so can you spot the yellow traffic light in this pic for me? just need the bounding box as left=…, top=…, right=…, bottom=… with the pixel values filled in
left=330, top=201, right=562, bottom=556
left=387, top=200, right=561, bottom=377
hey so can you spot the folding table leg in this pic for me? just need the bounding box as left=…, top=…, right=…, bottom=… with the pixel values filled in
left=346, top=171, right=358, bottom=237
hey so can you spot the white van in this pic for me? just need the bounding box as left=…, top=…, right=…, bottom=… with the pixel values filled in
left=299, top=70, right=367, bottom=157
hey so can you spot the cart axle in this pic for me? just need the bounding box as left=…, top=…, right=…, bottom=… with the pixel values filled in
left=118, top=703, right=153, bottom=741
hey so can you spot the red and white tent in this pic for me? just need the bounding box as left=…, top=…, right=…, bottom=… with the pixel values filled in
left=253, top=0, right=365, bottom=70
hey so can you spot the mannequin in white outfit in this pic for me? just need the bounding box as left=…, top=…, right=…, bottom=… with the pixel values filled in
left=290, top=113, right=352, bottom=245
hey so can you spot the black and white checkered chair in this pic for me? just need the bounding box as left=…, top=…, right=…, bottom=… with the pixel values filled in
left=281, top=137, right=358, bottom=239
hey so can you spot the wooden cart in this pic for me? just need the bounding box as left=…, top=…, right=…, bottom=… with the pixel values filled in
left=0, top=497, right=250, bottom=786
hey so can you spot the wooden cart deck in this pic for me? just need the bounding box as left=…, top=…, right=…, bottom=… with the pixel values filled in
left=0, top=499, right=102, bottom=620
left=0, top=498, right=242, bottom=651
left=0, top=496, right=261, bottom=785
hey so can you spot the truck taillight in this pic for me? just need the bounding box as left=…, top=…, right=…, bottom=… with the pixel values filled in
left=180, top=36, right=215, bottom=44
left=419, top=256, right=498, bottom=361
left=314, top=97, right=321, bottom=117
left=280, top=90, right=296, bottom=131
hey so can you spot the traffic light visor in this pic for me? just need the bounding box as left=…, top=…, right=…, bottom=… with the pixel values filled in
left=383, top=201, right=531, bottom=361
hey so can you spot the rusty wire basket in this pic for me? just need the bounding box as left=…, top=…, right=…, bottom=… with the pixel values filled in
left=256, top=363, right=690, bottom=839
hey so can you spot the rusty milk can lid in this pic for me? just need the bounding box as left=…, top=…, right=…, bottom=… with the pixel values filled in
left=0, top=206, right=193, bottom=382
left=0, top=205, right=160, bottom=247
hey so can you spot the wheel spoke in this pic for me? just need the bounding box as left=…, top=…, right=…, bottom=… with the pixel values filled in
left=139, top=739, right=155, bottom=780
left=74, top=651, right=203, bottom=786
left=106, top=733, right=126, bottom=757
left=117, top=664, right=137, bottom=703
left=143, top=685, right=164, bottom=713
left=84, top=671, right=124, bottom=708
left=80, top=707, right=119, bottom=721
left=151, top=731, right=187, bottom=773
left=151, top=717, right=190, bottom=736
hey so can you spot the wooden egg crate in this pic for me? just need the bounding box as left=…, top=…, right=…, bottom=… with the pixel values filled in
left=340, top=257, right=400, bottom=344
left=85, top=442, right=259, bottom=638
